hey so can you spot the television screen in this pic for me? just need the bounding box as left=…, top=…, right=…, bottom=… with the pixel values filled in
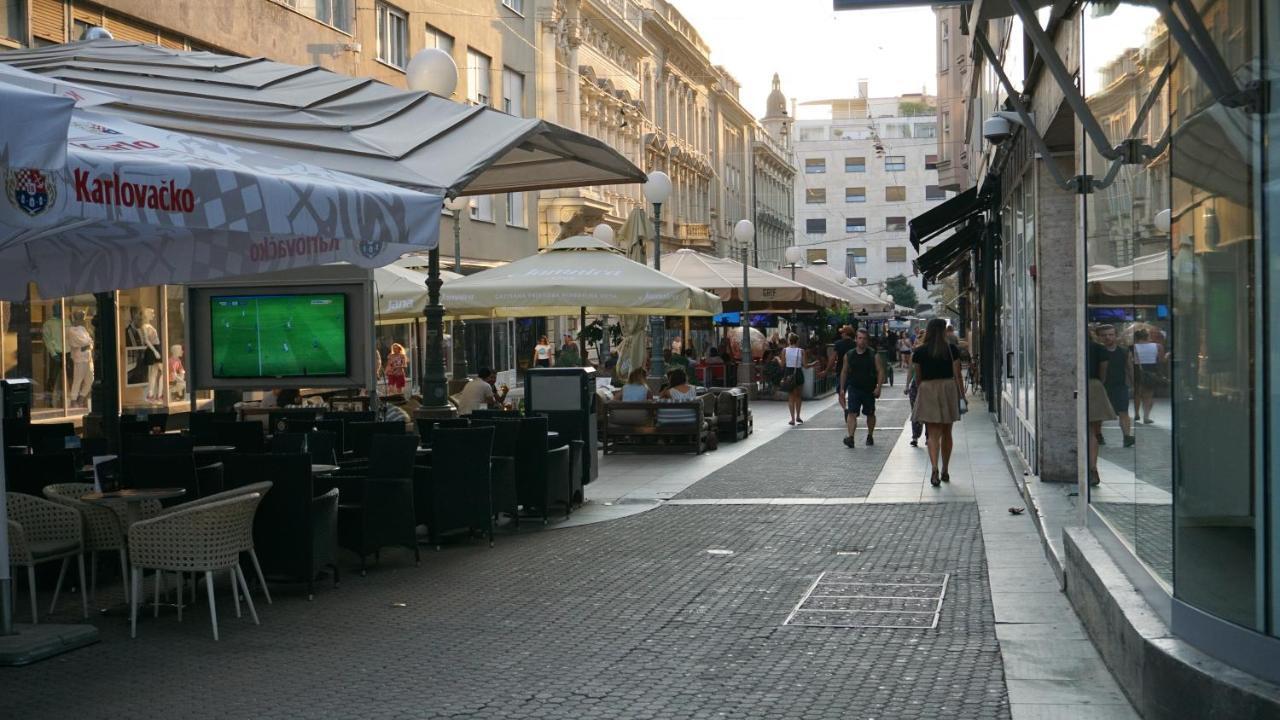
left=210, top=293, right=348, bottom=378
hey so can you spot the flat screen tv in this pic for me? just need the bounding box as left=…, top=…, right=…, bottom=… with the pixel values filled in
left=209, top=293, right=348, bottom=379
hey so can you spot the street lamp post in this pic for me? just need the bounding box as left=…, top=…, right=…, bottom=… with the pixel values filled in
left=734, top=219, right=754, bottom=394
left=406, top=48, right=459, bottom=414
left=444, top=196, right=471, bottom=382
left=643, top=171, right=671, bottom=382
left=784, top=245, right=804, bottom=336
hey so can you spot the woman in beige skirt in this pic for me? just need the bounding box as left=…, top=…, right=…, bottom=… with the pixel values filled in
left=1087, top=339, right=1118, bottom=486
left=911, top=319, right=965, bottom=486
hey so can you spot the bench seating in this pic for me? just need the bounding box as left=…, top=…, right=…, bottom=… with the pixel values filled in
left=601, top=400, right=712, bottom=455
left=709, top=387, right=753, bottom=442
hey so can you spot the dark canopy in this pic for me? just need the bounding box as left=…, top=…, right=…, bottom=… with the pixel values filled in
left=909, top=186, right=984, bottom=250
left=915, top=221, right=983, bottom=286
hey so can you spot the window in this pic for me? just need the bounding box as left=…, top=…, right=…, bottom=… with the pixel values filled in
left=845, top=217, right=866, bottom=233
left=506, top=192, right=526, bottom=226
left=806, top=249, right=827, bottom=264
left=805, top=218, right=827, bottom=234
left=470, top=194, right=494, bottom=222
left=925, top=185, right=947, bottom=201
left=916, top=122, right=937, bottom=138
left=886, top=247, right=908, bottom=263
left=280, top=0, right=353, bottom=33
left=925, top=154, right=939, bottom=170
left=375, top=2, right=408, bottom=68
left=502, top=67, right=524, bottom=115
left=845, top=187, right=866, bottom=203
left=805, top=158, right=826, bottom=174
left=466, top=49, right=492, bottom=105
left=940, top=20, right=950, bottom=72
left=805, top=188, right=826, bottom=204
left=884, top=155, right=906, bottom=172
left=886, top=216, right=907, bottom=232
left=501, top=0, right=524, bottom=14
left=799, top=127, right=826, bottom=142
left=847, top=247, right=867, bottom=264
left=845, top=156, right=866, bottom=173
left=426, top=24, right=454, bottom=54
left=886, top=186, right=906, bottom=202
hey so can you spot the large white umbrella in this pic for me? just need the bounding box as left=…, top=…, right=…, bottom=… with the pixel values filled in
left=439, top=235, right=721, bottom=319
left=659, top=249, right=842, bottom=312
left=0, top=62, right=118, bottom=170
left=614, top=209, right=653, bottom=378
left=0, top=109, right=441, bottom=300
left=1087, top=251, right=1169, bottom=300
left=374, top=264, right=461, bottom=320
left=789, top=265, right=895, bottom=312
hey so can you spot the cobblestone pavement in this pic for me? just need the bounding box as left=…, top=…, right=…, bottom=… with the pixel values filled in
left=675, top=398, right=913, bottom=500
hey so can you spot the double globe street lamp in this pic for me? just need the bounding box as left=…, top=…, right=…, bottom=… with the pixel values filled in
left=734, top=219, right=754, bottom=394
left=643, top=170, right=672, bottom=381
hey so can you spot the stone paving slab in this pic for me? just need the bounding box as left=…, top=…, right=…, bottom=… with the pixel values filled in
left=674, top=399, right=913, bottom=500
left=12, top=503, right=1008, bottom=720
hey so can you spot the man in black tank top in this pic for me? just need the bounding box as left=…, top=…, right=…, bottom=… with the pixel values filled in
left=838, top=328, right=884, bottom=448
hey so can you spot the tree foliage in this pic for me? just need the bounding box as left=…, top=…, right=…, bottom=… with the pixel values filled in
left=884, top=274, right=919, bottom=309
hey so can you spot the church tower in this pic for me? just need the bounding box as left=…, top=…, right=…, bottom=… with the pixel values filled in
left=761, top=73, right=791, bottom=149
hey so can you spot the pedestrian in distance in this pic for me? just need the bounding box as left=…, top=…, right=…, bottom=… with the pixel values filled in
left=912, top=319, right=965, bottom=486
left=783, top=333, right=813, bottom=426
left=1131, top=328, right=1164, bottom=425
left=838, top=328, right=884, bottom=448
left=903, top=336, right=925, bottom=447
left=1087, top=333, right=1118, bottom=486
left=1095, top=324, right=1134, bottom=447
left=385, top=342, right=408, bottom=395
left=533, top=335, right=552, bottom=368
left=897, top=331, right=913, bottom=369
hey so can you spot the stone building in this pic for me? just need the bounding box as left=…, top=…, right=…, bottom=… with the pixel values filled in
left=753, top=73, right=796, bottom=272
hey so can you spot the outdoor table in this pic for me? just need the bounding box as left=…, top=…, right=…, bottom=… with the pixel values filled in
left=81, top=487, right=187, bottom=527
left=312, top=464, right=339, bottom=475
left=194, top=445, right=237, bottom=454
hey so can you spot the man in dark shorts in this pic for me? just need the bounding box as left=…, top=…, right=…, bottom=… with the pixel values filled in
left=1096, top=324, right=1134, bottom=447
left=838, top=328, right=884, bottom=448
left=831, top=325, right=855, bottom=378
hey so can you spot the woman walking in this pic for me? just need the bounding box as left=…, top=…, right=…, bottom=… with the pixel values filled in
left=532, top=335, right=552, bottom=368
left=1130, top=328, right=1164, bottom=425
left=911, top=319, right=965, bottom=486
left=783, top=333, right=812, bottom=425
left=897, top=331, right=913, bottom=369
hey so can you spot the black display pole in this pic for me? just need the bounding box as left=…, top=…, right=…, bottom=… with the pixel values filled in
left=91, top=291, right=120, bottom=452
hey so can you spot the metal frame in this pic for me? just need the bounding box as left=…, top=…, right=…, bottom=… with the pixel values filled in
left=784, top=571, right=950, bottom=630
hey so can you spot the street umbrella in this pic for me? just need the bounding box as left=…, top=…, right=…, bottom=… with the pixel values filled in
left=374, top=264, right=462, bottom=320
left=0, top=62, right=118, bottom=170
left=0, top=108, right=441, bottom=300
left=614, top=208, right=653, bottom=378
left=659, top=249, right=842, bottom=312
left=439, top=233, right=720, bottom=319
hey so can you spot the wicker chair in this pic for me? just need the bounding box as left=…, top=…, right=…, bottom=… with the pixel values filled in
left=166, top=481, right=275, bottom=606
left=6, top=492, right=88, bottom=623
left=128, top=492, right=264, bottom=640
left=43, top=483, right=137, bottom=605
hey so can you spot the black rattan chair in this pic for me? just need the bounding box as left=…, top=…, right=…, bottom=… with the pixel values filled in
left=515, top=416, right=572, bottom=525
left=417, top=426, right=494, bottom=547
left=189, top=412, right=236, bottom=444
left=214, top=421, right=266, bottom=454
left=470, top=418, right=520, bottom=522
left=347, top=421, right=406, bottom=459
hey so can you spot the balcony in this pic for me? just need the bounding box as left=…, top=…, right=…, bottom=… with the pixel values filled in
left=675, top=222, right=712, bottom=245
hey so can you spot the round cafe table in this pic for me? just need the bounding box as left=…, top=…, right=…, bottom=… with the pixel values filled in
left=81, top=487, right=187, bottom=527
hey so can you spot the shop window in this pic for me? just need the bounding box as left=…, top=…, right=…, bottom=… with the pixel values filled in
left=119, top=287, right=166, bottom=411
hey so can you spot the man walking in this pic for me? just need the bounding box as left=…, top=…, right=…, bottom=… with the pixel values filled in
left=831, top=325, right=855, bottom=378
left=838, top=328, right=884, bottom=448
left=1097, top=324, right=1135, bottom=447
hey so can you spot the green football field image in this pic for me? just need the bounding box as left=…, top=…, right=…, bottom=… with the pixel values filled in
left=210, top=294, right=347, bottom=378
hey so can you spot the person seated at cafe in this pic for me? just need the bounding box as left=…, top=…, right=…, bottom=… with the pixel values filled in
left=656, top=367, right=699, bottom=426
left=455, top=367, right=509, bottom=416
left=614, top=368, right=653, bottom=402
left=704, top=347, right=725, bottom=365
left=379, top=395, right=413, bottom=427
left=275, top=387, right=302, bottom=407
left=603, top=350, right=619, bottom=373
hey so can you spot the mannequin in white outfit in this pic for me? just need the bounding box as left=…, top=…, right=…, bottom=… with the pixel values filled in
left=66, top=309, right=94, bottom=408
left=141, top=307, right=163, bottom=403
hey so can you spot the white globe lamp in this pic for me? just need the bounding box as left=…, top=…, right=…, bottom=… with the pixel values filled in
left=1154, top=208, right=1171, bottom=233
left=733, top=219, right=754, bottom=245
left=643, top=171, right=672, bottom=204
left=444, top=196, right=471, bottom=213
left=592, top=223, right=615, bottom=244
left=406, top=48, right=459, bottom=97
left=784, top=245, right=804, bottom=266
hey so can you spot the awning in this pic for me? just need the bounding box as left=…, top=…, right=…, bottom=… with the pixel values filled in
left=909, top=187, right=984, bottom=250
left=2, top=39, right=646, bottom=197
left=915, top=221, right=982, bottom=286
left=787, top=266, right=894, bottom=313
left=659, top=249, right=843, bottom=313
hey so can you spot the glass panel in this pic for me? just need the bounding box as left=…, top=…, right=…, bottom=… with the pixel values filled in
left=5, top=289, right=66, bottom=419
left=376, top=321, right=416, bottom=397
left=1166, top=0, right=1260, bottom=629
left=118, top=287, right=166, bottom=412
left=64, top=295, right=96, bottom=416
left=1081, top=1, right=1175, bottom=596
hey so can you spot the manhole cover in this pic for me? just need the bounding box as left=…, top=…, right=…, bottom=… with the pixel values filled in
left=783, top=571, right=949, bottom=630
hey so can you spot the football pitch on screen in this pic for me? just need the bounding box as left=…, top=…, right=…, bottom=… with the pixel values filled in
left=211, top=295, right=347, bottom=378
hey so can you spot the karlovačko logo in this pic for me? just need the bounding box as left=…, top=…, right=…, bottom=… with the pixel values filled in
left=6, top=168, right=56, bottom=218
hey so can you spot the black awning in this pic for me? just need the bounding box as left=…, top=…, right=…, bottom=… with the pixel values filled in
left=909, top=187, right=982, bottom=250
left=915, top=221, right=982, bottom=286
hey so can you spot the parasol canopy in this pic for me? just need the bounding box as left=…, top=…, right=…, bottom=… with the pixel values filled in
left=375, top=264, right=462, bottom=320
left=659, top=249, right=842, bottom=312
left=440, top=235, right=721, bottom=319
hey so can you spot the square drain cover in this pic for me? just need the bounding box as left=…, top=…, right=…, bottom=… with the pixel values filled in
left=784, top=571, right=949, bottom=629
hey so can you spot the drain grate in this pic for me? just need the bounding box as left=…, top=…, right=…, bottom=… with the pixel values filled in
left=783, top=571, right=949, bottom=629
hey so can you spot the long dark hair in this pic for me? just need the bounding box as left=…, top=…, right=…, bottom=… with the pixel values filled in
left=922, top=318, right=951, bottom=359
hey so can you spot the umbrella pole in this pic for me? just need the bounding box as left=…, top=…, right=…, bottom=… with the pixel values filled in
left=580, top=306, right=587, bottom=367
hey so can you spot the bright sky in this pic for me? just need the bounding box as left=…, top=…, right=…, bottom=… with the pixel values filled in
left=669, top=0, right=938, bottom=119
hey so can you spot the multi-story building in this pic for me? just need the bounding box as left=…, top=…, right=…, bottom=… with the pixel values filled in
left=792, top=84, right=946, bottom=295
left=932, top=4, right=971, bottom=193
left=753, top=73, right=796, bottom=272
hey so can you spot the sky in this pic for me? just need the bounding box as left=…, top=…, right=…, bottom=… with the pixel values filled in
left=669, top=0, right=938, bottom=119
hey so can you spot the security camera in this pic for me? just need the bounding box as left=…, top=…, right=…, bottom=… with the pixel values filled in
left=983, top=115, right=1013, bottom=144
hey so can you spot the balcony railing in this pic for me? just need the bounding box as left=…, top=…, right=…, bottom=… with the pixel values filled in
left=675, top=222, right=711, bottom=244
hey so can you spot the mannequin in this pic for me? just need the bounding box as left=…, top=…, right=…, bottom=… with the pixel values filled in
left=140, top=307, right=163, bottom=403
left=66, top=309, right=94, bottom=408
left=168, top=344, right=186, bottom=401
left=42, top=304, right=63, bottom=404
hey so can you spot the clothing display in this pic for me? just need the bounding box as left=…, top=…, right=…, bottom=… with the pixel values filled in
left=168, top=344, right=186, bottom=401
left=66, top=318, right=93, bottom=407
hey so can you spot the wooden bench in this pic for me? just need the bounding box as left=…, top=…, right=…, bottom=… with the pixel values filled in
left=601, top=400, right=711, bottom=455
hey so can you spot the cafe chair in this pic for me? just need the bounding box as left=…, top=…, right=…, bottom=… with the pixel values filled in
left=328, top=435, right=420, bottom=576
left=165, top=479, right=275, bottom=607
left=285, top=419, right=343, bottom=457
left=469, top=419, right=520, bottom=523
left=6, top=492, right=88, bottom=623
left=268, top=409, right=319, bottom=436
left=416, top=426, right=495, bottom=548
left=43, top=483, right=136, bottom=606
left=128, top=492, right=264, bottom=641
left=515, top=416, right=572, bottom=525
left=346, top=421, right=406, bottom=459
left=189, top=411, right=236, bottom=445
left=270, top=433, right=309, bottom=456
left=213, top=421, right=266, bottom=455
left=305, top=431, right=339, bottom=467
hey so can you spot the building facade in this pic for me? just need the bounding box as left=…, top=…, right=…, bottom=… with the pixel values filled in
left=792, top=87, right=947, bottom=297
left=753, top=73, right=797, bottom=272
left=922, top=0, right=1280, bottom=711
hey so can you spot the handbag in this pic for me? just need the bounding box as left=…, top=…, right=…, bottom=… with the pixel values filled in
left=779, top=371, right=796, bottom=393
